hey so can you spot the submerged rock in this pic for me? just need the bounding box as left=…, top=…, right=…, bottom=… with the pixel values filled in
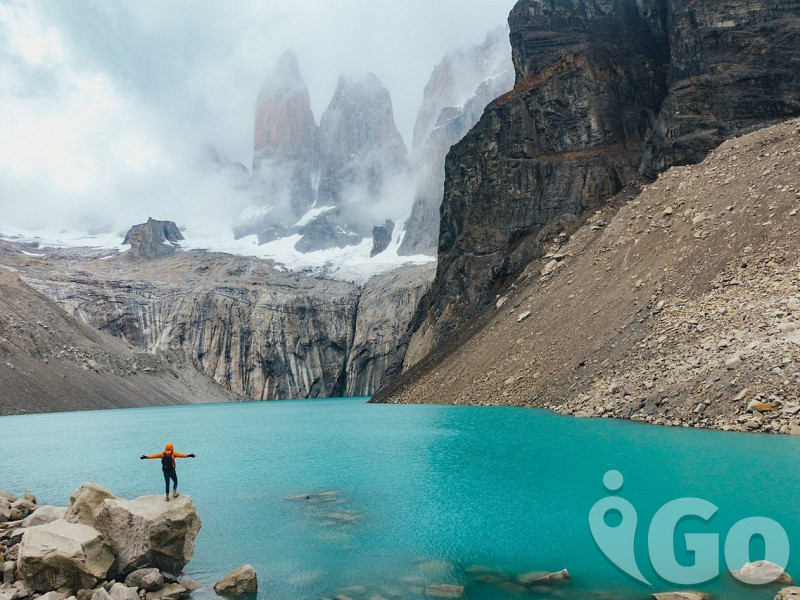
left=730, top=559, right=793, bottom=585
left=424, top=584, right=464, bottom=598
left=651, top=593, right=710, bottom=600
left=213, top=565, right=258, bottom=595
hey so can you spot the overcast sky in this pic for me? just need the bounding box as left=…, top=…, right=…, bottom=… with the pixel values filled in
left=0, top=0, right=516, bottom=237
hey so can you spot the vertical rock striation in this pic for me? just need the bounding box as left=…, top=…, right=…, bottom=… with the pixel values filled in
left=20, top=253, right=434, bottom=401
left=641, top=0, right=800, bottom=176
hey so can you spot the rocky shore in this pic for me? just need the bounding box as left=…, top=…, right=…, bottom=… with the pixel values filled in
left=0, top=484, right=254, bottom=600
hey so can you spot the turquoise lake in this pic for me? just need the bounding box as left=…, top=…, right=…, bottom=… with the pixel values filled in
left=2, top=397, right=798, bottom=599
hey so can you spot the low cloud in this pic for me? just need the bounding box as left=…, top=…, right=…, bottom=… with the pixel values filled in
left=0, top=0, right=515, bottom=241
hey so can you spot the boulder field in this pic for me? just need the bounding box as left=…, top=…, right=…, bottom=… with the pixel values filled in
left=0, top=484, right=255, bottom=600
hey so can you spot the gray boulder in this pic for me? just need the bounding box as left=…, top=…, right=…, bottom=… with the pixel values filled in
left=731, top=559, right=793, bottom=585
left=140, top=571, right=164, bottom=593
left=17, top=519, right=114, bottom=592
left=144, top=583, right=188, bottom=600
left=65, top=483, right=115, bottom=526
left=108, top=583, right=139, bottom=600
left=213, top=565, right=258, bottom=595
left=23, top=506, right=67, bottom=528
left=93, top=496, right=200, bottom=577
left=124, top=569, right=161, bottom=590
left=38, top=592, right=67, bottom=600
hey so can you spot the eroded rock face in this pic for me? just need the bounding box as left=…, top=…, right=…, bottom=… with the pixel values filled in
left=18, top=519, right=114, bottom=592
left=641, top=0, right=800, bottom=177
left=346, top=264, right=435, bottom=395
left=93, top=495, right=200, bottom=577
left=23, top=253, right=432, bottom=401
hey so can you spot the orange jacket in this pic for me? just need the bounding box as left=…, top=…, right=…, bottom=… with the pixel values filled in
left=145, top=450, right=189, bottom=469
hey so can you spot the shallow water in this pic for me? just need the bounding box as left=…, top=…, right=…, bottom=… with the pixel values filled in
left=2, top=398, right=798, bottom=599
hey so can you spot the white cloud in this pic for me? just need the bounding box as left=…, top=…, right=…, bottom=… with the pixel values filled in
left=0, top=0, right=516, bottom=240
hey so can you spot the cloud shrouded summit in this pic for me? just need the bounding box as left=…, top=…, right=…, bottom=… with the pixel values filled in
left=0, top=0, right=516, bottom=244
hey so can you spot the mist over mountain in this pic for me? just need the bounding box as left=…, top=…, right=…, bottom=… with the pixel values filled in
left=231, top=30, right=513, bottom=259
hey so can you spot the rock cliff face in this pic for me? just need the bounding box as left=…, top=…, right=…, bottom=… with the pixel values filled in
left=375, top=117, right=800, bottom=435
left=8, top=246, right=434, bottom=402
left=245, top=50, right=319, bottom=234
left=243, top=60, right=410, bottom=254
left=399, top=27, right=514, bottom=256
left=641, top=0, right=800, bottom=177
left=397, top=0, right=800, bottom=371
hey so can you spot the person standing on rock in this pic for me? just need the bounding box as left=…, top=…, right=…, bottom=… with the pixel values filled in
left=140, top=443, right=195, bottom=501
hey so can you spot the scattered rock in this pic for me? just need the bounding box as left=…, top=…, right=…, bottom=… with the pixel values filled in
left=651, top=593, right=710, bottom=600
left=730, top=559, right=793, bottom=585
left=213, top=565, right=258, bottom=595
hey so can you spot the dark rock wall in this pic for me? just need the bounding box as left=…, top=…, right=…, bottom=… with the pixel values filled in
left=405, top=0, right=669, bottom=357
left=641, top=0, right=800, bottom=176
left=393, top=0, right=800, bottom=377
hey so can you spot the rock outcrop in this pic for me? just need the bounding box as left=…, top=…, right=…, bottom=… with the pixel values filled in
left=240, top=50, right=320, bottom=238
left=123, top=219, right=183, bottom=261
left=242, top=55, right=410, bottom=254
left=390, top=0, right=800, bottom=381
left=2, top=486, right=198, bottom=600
left=399, top=27, right=514, bottom=256
left=93, top=495, right=200, bottom=576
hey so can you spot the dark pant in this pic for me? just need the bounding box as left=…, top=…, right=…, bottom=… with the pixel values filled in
left=163, top=469, right=178, bottom=495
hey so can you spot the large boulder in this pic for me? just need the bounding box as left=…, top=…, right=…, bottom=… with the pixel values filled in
left=93, top=495, right=200, bottom=577
left=17, top=519, right=114, bottom=592
left=65, top=483, right=115, bottom=526
left=213, top=565, right=258, bottom=595
left=22, top=506, right=67, bottom=528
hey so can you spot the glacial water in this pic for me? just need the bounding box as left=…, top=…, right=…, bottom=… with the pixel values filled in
left=2, top=398, right=798, bottom=600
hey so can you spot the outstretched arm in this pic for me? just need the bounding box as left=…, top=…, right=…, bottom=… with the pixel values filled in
left=140, top=452, right=165, bottom=459
left=173, top=452, right=196, bottom=458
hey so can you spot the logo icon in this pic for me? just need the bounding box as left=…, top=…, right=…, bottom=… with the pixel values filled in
left=589, top=470, right=790, bottom=586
